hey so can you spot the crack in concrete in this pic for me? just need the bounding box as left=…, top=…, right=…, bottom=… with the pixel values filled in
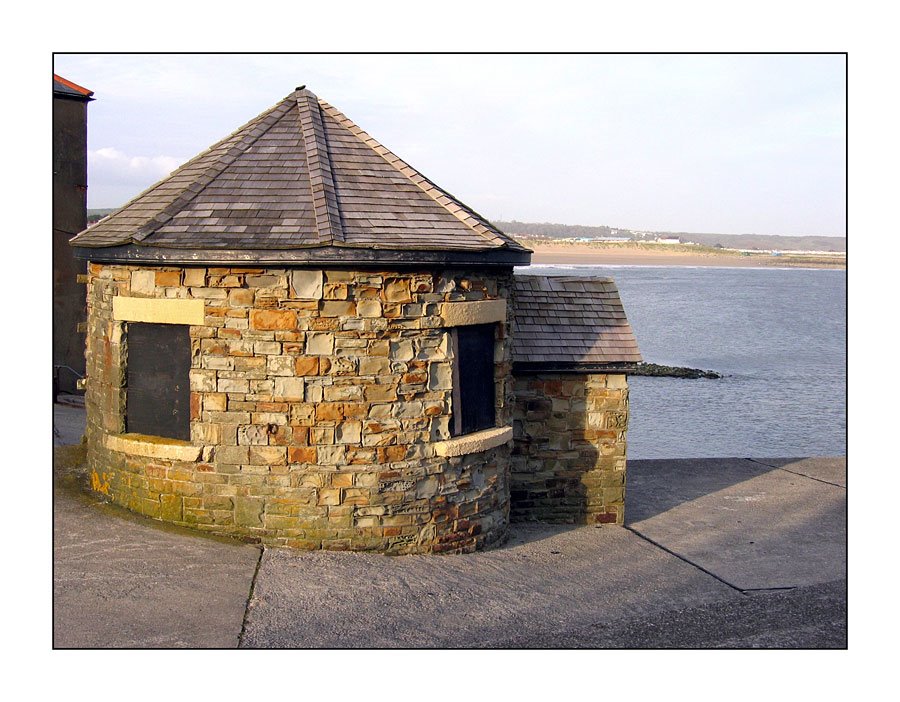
left=775, top=467, right=845, bottom=488
left=238, top=546, right=265, bottom=648
left=623, top=525, right=746, bottom=594
left=746, top=458, right=846, bottom=488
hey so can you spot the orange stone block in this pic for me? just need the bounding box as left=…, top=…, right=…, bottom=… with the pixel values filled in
left=294, top=357, right=320, bottom=376
left=332, top=473, right=354, bottom=488
left=288, top=446, right=317, bottom=463
left=155, top=270, right=181, bottom=287
left=250, top=308, right=297, bottom=331
left=316, top=403, right=344, bottom=421
left=378, top=445, right=408, bottom=462
left=342, top=403, right=368, bottom=419
left=583, top=429, right=618, bottom=441
left=257, top=402, right=289, bottom=412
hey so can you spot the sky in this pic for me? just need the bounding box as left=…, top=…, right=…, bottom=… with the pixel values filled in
left=53, top=53, right=846, bottom=238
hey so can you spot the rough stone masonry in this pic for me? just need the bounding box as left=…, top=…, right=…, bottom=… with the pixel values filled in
left=511, top=374, right=629, bottom=525
left=84, top=263, right=515, bottom=554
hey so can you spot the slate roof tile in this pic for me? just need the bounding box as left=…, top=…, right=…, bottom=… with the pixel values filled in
left=511, top=276, right=642, bottom=366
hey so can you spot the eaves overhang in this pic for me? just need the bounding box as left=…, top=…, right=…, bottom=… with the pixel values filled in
left=512, top=361, right=639, bottom=374
left=72, top=244, right=532, bottom=269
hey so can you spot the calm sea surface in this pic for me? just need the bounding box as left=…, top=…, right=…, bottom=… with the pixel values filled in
left=517, top=265, right=847, bottom=459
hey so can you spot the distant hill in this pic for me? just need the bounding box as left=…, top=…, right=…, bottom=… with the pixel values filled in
left=85, top=208, right=845, bottom=253
left=495, top=220, right=846, bottom=253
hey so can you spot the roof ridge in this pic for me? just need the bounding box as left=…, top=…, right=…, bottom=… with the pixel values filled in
left=317, top=99, right=527, bottom=252
left=133, top=100, right=294, bottom=244
left=295, top=89, right=344, bottom=245
left=71, top=97, right=293, bottom=247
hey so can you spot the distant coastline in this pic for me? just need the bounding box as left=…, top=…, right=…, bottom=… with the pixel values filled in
left=521, top=241, right=846, bottom=269
left=86, top=208, right=846, bottom=270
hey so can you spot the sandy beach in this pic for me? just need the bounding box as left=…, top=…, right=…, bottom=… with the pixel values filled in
left=525, top=242, right=846, bottom=269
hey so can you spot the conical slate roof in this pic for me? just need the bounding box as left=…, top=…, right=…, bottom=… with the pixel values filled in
left=71, top=87, right=530, bottom=267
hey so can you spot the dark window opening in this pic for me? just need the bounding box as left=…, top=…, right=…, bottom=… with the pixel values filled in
left=126, top=322, right=191, bottom=441
left=450, top=323, right=496, bottom=437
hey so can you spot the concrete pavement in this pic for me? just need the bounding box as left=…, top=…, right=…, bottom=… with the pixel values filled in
left=52, top=404, right=846, bottom=648
left=626, top=457, right=846, bottom=590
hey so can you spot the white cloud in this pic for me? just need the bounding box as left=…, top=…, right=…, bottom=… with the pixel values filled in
left=87, top=147, right=185, bottom=207
left=89, top=147, right=183, bottom=186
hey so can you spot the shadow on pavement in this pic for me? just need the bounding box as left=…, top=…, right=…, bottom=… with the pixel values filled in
left=626, top=458, right=783, bottom=523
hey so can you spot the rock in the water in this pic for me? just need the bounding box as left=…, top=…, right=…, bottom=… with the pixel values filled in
left=629, top=363, right=721, bottom=379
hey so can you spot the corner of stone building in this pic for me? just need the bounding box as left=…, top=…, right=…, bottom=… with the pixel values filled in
left=509, top=372, right=630, bottom=526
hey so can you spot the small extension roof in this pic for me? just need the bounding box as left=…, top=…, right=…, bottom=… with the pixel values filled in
left=511, top=275, right=642, bottom=370
left=53, top=74, right=94, bottom=100
left=71, top=86, right=530, bottom=268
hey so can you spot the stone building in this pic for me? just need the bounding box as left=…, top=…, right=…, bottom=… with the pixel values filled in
left=54, top=74, right=94, bottom=396
left=510, top=276, right=642, bottom=525
left=70, top=87, right=640, bottom=554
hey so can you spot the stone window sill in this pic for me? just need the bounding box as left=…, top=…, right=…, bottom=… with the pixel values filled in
left=105, top=433, right=201, bottom=462
left=433, top=426, right=513, bottom=458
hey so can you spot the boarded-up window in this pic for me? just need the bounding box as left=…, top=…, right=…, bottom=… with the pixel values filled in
left=450, top=323, right=496, bottom=436
left=126, top=322, right=191, bottom=440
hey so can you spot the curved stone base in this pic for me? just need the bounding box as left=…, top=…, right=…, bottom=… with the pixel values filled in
left=86, top=428, right=510, bottom=554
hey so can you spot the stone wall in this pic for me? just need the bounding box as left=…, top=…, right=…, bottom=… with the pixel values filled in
left=510, top=373, right=629, bottom=524
left=83, top=263, right=514, bottom=554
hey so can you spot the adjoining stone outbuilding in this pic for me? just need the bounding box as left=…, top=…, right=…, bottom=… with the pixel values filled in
left=70, top=87, right=640, bottom=554
left=510, top=276, right=642, bottom=525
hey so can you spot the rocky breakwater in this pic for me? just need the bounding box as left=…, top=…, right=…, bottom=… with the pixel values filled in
left=628, top=363, right=722, bottom=379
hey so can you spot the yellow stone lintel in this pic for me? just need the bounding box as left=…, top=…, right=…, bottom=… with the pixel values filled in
left=113, top=296, right=205, bottom=325
left=105, top=433, right=201, bottom=462
left=433, top=426, right=513, bottom=458
left=439, top=299, right=506, bottom=327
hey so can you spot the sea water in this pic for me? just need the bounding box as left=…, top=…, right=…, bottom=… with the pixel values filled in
left=517, top=265, right=847, bottom=459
